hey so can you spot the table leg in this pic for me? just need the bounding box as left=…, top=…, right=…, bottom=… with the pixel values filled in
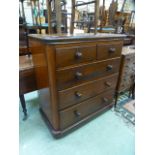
left=132, top=83, right=135, bottom=99
left=114, top=92, right=119, bottom=107
left=128, top=89, right=132, bottom=98
left=19, top=94, right=28, bottom=120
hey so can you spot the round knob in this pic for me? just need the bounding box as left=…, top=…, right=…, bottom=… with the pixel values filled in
left=105, top=82, right=111, bottom=87
left=106, top=65, right=113, bottom=71
left=109, top=47, right=116, bottom=53
left=75, top=91, right=83, bottom=98
left=74, top=110, right=81, bottom=117
left=75, top=72, right=83, bottom=79
left=75, top=51, right=82, bottom=59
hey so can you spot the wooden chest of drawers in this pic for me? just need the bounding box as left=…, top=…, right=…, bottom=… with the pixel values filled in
left=29, top=33, right=125, bottom=137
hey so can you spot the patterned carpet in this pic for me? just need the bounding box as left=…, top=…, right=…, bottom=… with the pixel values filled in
left=113, top=92, right=135, bottom=125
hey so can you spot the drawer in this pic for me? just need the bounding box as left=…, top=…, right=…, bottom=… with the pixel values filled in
left=59, top=89, right=115, bottom=129
left=56, top=58, right=120, bottom=90
left=97, top=41, right=123, bottom=60
left=58, top=73, right=118, bottom=110
left=56, top=45, right=96, bottom=68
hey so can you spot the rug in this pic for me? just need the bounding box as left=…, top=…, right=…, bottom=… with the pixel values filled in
left=113, top=92, right=135, bottom=125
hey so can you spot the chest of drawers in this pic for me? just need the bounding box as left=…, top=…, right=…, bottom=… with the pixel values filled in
left=29, top=33, right=125, bottom=137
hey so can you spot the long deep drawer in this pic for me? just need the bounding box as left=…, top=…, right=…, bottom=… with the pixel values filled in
left=56, top=58, right=120, bottom=90
left=56, top=45, right=96, bottom=68
left=59, top=89, right=115, bottom=129
left=58, top=73, right=118, bottom=110
left=97, top=41, right=123, bottom=60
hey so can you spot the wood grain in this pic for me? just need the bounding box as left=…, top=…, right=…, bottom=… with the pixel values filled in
left=97, top=41, right=123, bottom=60
left=56, top=45, right=96, bottom=68
left=56, top=58, right=120, bottom=90
left=58, top=73, right=118, bottom=110
left=60, top=89, right=115, bottom=129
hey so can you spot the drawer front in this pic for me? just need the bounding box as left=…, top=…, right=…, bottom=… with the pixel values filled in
left=58, top=74, right=118, bottom=110
left=60, top=89, right=115, bottom=129
left=97, top=42, right=122, bottom=60
left=57, top=58, right=120, bottom=90
left=56, top=45, right=96, bottom=68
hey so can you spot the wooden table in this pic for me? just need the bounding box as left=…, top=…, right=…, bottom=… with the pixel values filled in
left=19, top=55, right=37, bottom=120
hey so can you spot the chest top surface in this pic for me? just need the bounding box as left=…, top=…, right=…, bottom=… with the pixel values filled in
left=28, top=33, right=127, bottom=43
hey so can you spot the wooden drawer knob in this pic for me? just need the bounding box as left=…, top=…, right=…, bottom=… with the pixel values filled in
left=74, top=110, right=81, bottom=117
left=105, top=82, right=111, bottom=87
left=75, top=72, right=83, bottom=79
left=75, top=91, right=83, bottom=98
left=75, top=51, right=82, bottom=59
left=106, top=65, right=113, bottom=71
left=109, top=47, right=116, bottom=53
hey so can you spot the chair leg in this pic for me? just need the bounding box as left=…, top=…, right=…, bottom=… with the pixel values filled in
left=114, top=92, right=119, bottom=107
left=19, top=94, right=28, bottom=120
left=128, top=87, right=132, bottom=98
left=132, top=83, right=135, bottom=99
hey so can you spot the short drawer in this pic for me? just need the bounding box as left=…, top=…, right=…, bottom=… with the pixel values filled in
left=97, top=41, right=123, bottom=60
left=56, top=58, right=120, bottom=90
left=56, top=45, right=96, bottom=68
left=59, top=89, right=115, bottom=129
left=58, top=73, right=118, bottom=110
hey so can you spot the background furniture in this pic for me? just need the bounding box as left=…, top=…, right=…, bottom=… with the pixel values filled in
left=46, top=0, right=67, bottom=34
left=19, top=24, right=30, bottom=56
left=115, top=45, right=135, bottom=106
left=19, top=55, right=37, bottom=120
left=29, top=33, right=125, bottom=137
left=70, top=0, right=99, bottom=34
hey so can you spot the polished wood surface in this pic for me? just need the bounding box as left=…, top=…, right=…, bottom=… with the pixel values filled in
left=29, top=33, right=125, bottom=137
left=29, top=39, right=59, bottom=130
left=45, top=45, right=60, bottom=130
left=56, top=58, right=120, bottom=90
left=58, top=73, right=118, bottom=110
left=56, top=45, right=96, bottom=68
left=97, top=41, right=123, bottom=60
left=28, top=33, right=127, bottom=42
left=60, top=89, right=115, bottom=129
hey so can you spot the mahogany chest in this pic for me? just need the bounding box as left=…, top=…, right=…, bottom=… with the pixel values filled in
left=29, top=33, right=125, bottom=137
